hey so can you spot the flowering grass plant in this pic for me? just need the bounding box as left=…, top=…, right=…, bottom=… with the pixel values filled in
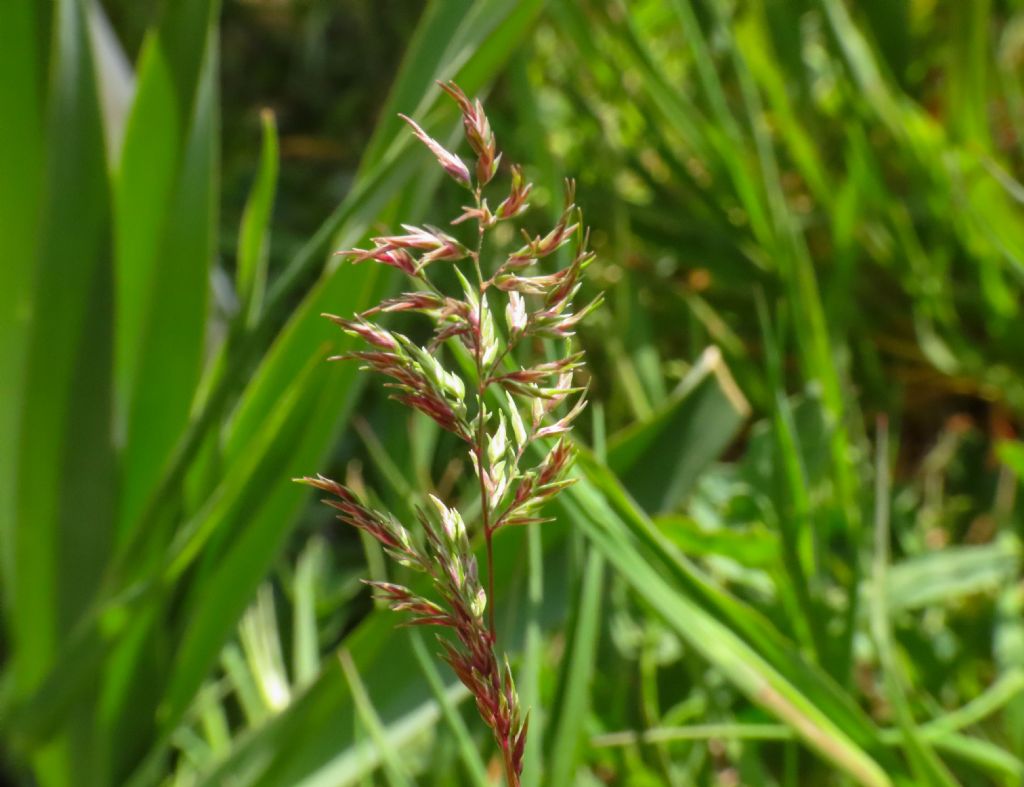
left=300, top=82, right=600, bottom=785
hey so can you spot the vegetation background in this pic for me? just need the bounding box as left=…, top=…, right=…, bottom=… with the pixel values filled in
left=3, top=0, right=1024, bottom=785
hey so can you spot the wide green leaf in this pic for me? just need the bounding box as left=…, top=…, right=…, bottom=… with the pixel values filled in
left=0, top=0, right=46, bottom=579
left=10, top=1, right=114, bottom=784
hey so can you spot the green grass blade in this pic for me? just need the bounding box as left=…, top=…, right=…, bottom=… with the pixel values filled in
left=236, top=108, right=278, bottom=325
left=919, top=669, right=1024, bottom=738
left=338, top=650, right=414, bottom=787
left=11, top=1, right=114, bottom=783
left=157, top=348, right=331, bottom=727
left=518, top=517, right=546, bottom=787
left=947, top=0, right=993, bottom=149
left=12, top=0, right=113, bottom=684
left=115, top=10, right=218, bottom=540
left=926, top=734, right=1023, bottom=784
left=222, top=644, right=267, bottom=726
left=195, top=683, right=231, bottom=757
left=734, top=11, right=830, bottom=204
left=239, top=585, right=291, bottom=712
left=593, top=723, right=794, bottom=747
left=0, top=0, right=46, bottom=583
left=545, top=549, right=605, bottom=786
left=112, top=31, right=184, bottom=443
left=756, top=297, right=821, bottom=658
left=292, top=538, right=325, bottom=690
left=95, top=20, right=221, bottom=778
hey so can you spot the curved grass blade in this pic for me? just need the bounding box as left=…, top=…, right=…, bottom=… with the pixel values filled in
left=236, top=109, right=278, bottom=325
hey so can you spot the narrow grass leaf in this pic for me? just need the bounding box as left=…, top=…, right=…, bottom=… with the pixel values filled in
left=545, top=550, right=605, bottom=786
left=236, top=109, right=278, bottom=324
left=338, top=650, right=414, bottom=787
left=12, top=2, right=114, bottom=783
left=116, top=19, right=217, bottom=539
left=292, top=538, right=325, bottom=690
left=0, top=0, right=46, bottom=574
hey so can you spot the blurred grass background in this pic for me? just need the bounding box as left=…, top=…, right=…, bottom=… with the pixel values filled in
left=3, top=0, right=1024, bottom=785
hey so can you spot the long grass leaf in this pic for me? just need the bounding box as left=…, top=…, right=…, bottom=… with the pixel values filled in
left=12, top=2, right=114, bottom=783
left=236, top=109, right=278, bottom=324
left=292, top=538, right=325, bottom=690
left=338, top=650, right=414, bottom=787
left=113, top=0, right=219, bottom=538
left=545, top=550, right=605, bottom=786
left=0, top=0, right=46, bottom=577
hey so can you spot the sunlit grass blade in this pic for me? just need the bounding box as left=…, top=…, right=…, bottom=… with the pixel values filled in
left=292, top=538, right=326, bottom=690
left=239, top=585, right=291, bottom=713
left=221, top=643, right=266, bottom=726
left=195, top=683, right=230, bottom=758
left=925, top=734, right=1023, bottom=784
left=338, top=649, right=413, bottom=787
left=593, top=723, right=794, bottom=748
left=882, top=538, right=1020, bottom=613
left=517, top=520, right=546, bottom=787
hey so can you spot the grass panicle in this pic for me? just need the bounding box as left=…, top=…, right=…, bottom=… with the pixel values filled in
left=300, top=81, right=598, bottom=786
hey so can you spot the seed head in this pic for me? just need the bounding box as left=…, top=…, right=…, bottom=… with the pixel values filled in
left=301, top=83, right=600, bottom=787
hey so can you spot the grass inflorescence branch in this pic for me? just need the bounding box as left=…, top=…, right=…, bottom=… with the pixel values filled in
left=299, top=81, right=600, bottom=786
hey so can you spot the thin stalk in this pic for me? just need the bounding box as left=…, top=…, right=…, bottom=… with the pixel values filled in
left=469, top=186, right=498, bottom=644
left=478, top=435, right=496, bottom=641
left=467, top=186, right=519, bottom=787
left=503, top=745, right=519, bottom=787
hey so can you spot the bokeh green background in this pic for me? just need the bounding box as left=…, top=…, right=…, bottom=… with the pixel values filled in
left=4, top=1, right=1024, bottom=785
